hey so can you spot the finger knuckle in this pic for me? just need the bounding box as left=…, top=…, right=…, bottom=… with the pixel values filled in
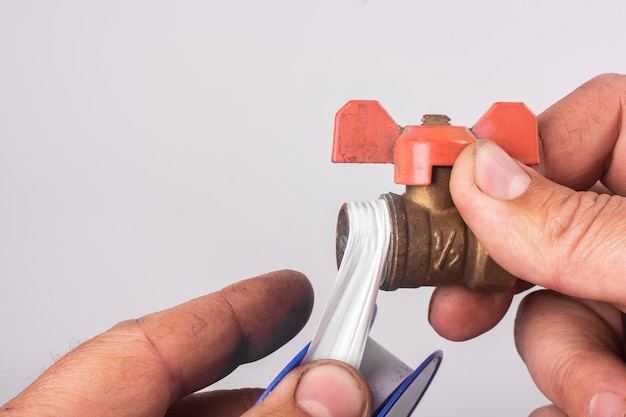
left=543, top=191, right=626, bottom=294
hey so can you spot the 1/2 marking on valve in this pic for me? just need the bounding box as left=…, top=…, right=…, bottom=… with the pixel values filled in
left=433, top=230, right=461, bottom=270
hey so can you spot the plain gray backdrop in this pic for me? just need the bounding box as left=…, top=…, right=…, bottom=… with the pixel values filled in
left=2, top=1, right=625, bottom=415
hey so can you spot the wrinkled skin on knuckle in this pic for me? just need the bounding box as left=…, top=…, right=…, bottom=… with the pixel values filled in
left=538, top=73, right=626, bottom=191
left=538, top=190, right=626, bottom=297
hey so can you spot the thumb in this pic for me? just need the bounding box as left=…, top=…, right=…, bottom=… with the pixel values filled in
left=450, top=140, right=626, bottom=305
left=245, top=359, right=372, bottom=417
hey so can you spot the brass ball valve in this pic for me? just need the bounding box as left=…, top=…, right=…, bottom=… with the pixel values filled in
left=333, top=101, right=539, bottom=292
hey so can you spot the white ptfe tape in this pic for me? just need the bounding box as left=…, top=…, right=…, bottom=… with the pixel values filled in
left=303, top=199, right=391, bottom=369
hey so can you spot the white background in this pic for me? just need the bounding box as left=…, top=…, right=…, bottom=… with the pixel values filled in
left=1, top=1, right=625, bottom=415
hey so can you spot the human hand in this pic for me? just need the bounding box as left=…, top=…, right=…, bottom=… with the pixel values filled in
left=427, top=73, right=626, bottom=416
left=0, top=270, right=371, bottom=417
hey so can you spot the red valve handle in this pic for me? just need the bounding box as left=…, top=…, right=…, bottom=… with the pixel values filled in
left=332, top=101, right=538, bottom=185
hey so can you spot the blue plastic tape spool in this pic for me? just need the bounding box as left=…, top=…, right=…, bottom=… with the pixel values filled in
left=256, top=345, right=442, bottom=417
left=374, top=350, right=442, bottom=417
left=256, top=343, right=310, bottom=404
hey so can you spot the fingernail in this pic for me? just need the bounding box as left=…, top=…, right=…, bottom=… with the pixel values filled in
left=295, top=364, right=366, bottom=417
left=589, top=392, right=626, bottom=417
left=474, top=140, right=531, bottom=200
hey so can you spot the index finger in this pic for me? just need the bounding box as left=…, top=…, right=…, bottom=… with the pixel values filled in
left=3, top=270, right=314, bottom=417
left=538, top=73, right=626, bottom=193
left=136, top=269, right=314, bottom=398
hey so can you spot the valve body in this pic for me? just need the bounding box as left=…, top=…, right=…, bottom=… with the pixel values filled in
left=336, top=167, right=514, bottom=291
